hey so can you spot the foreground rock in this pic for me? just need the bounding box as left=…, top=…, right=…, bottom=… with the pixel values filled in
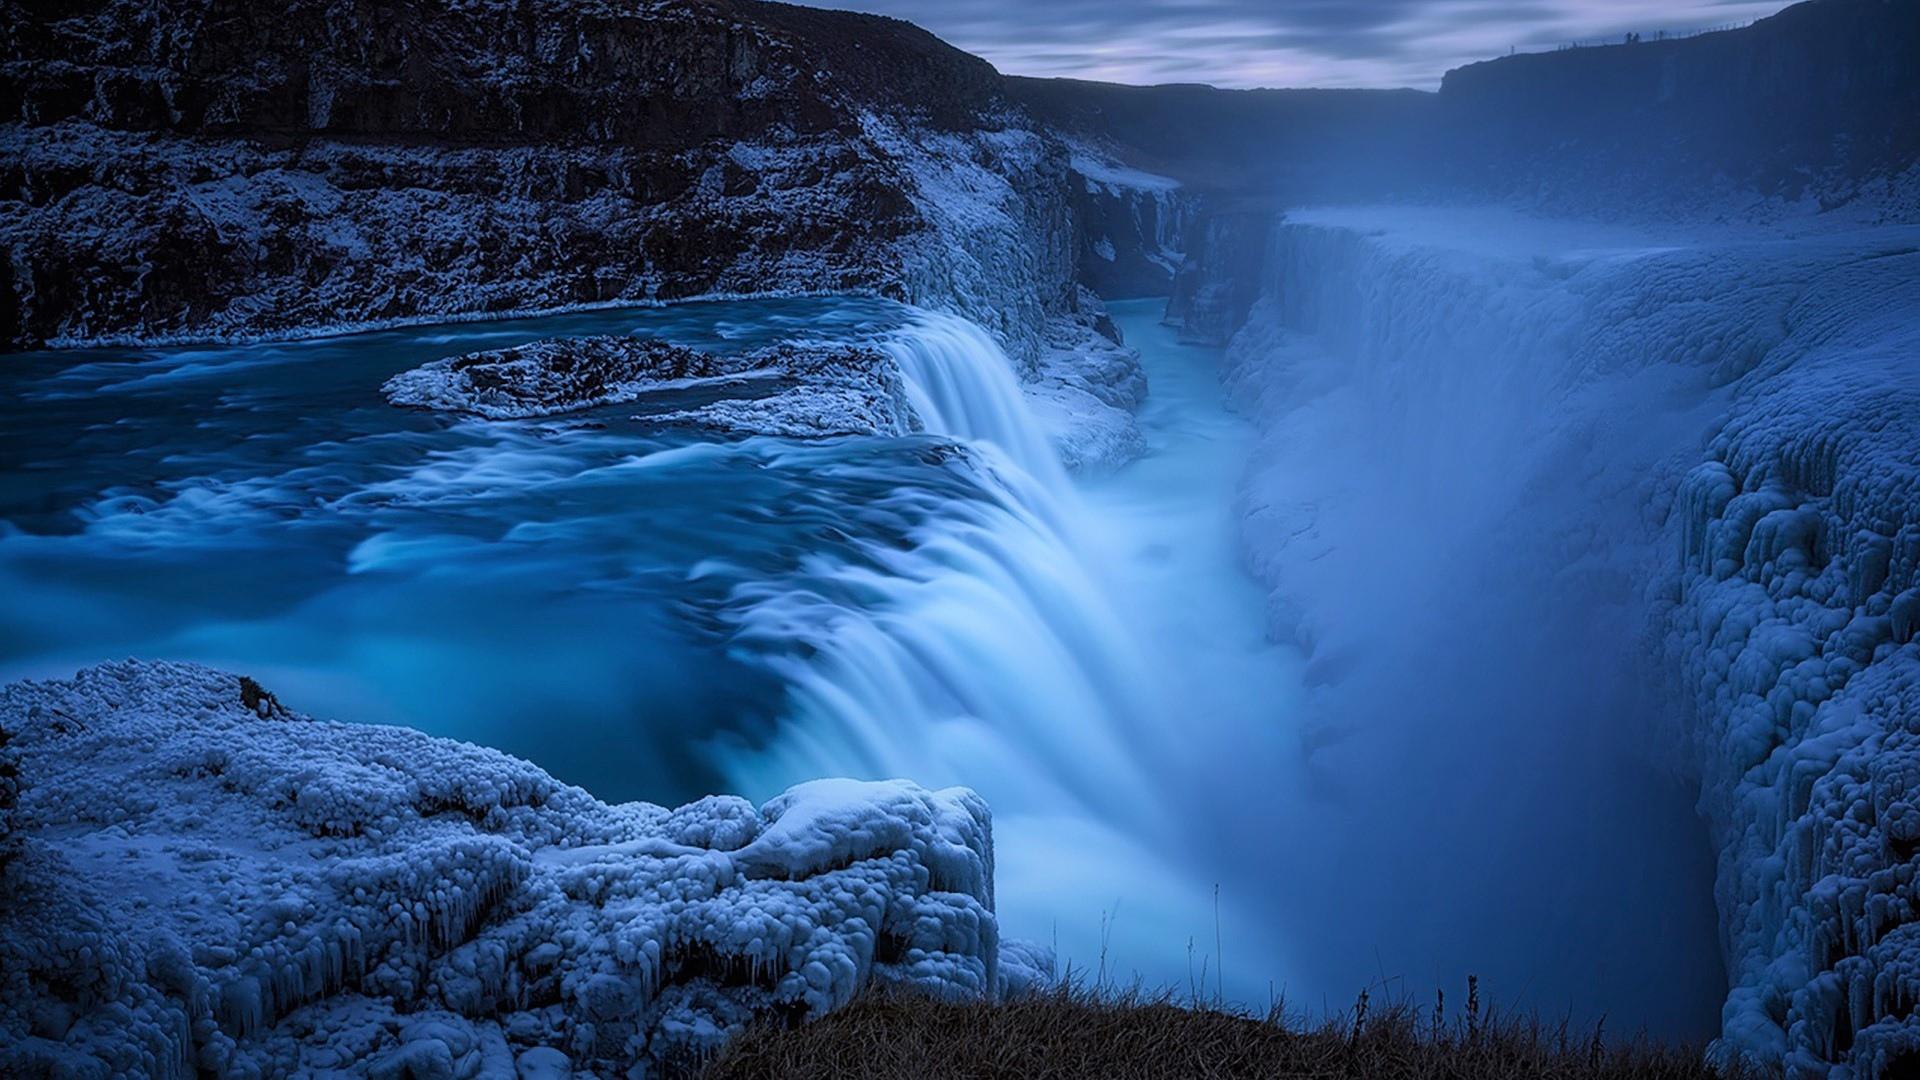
left=0, top=661, right=1039, bottom=1077
left=383, top=337, right=758, bottom=420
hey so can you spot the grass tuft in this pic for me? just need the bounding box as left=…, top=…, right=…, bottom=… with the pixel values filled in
left=703, top=980, right=1737, bottom=1080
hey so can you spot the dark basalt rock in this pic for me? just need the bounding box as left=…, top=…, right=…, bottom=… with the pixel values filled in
left=384, top=331, right=912, bottom=437
left=0, top=0, right=1052, bottom=350
left=1165, top=203, right=1271, bottom=346
left=384, top=335, right=751, bottom=418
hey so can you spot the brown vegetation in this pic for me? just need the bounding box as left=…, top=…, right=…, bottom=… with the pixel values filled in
left=704, top=981, right=1731, bottom=1080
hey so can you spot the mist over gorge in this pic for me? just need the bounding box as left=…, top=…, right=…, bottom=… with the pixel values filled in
left=3, top=1, right=1919, bottom=1076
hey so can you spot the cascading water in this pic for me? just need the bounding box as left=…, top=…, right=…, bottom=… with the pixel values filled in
left=879, top=315, right=1071, bottom=491
left=710, top=305, right=1302, bottom=1002
left=711, top=310, right=1168, bottom=833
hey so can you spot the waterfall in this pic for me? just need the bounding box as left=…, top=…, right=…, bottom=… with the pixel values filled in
left=881, top=314, right=1070, bottom=493
left=712, top=310, right=1166, bottom=833
left=711, top=302, right=1300, bottom=1002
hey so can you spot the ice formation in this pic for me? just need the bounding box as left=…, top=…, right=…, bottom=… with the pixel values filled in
left=1222, top=206, right=1920, bottom=1074
left=0, top=661, right=1032, bottom=1077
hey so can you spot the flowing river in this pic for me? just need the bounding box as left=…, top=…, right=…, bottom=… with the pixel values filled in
left=0, top=295, right=1304, bottom=1001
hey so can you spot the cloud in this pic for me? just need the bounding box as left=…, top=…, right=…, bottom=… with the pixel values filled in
left=804, top=0, right=1795, bottom=88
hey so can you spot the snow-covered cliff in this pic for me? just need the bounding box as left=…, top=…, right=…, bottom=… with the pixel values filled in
left=1223, top=206, right=1920, bottom=1073
left=0, top=661, right=1039, bottom=1077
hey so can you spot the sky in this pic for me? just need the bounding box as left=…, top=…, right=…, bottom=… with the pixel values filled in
left=804, top=0, right=1797, bottom=89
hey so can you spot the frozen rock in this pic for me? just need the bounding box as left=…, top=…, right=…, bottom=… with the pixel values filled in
left=645, top=344, right=920, bottom=440
left=385, top=336, right=917, bottom=440
left=1026, top=288, right=1151, bottom=474
left=0, top=661, right=1024, bottom=1076
left=383, top=336, right=759, bottom=420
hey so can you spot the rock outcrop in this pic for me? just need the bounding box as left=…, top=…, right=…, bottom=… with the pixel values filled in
left=384, top=333, right=915, bottom=437
left=384, top=336, right=757, bottom=420
left=0, top=661, right=1031, bottom=1077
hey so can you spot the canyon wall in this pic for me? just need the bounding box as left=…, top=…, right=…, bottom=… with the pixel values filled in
left=1432, top=0, right=1920, bottom=217
left=1225, top=203, right=1920, bottom=1076
left=0, top=0, right=1100, bottom=365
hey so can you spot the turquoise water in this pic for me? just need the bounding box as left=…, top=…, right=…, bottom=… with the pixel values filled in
left=0, top=297, right=981, bottom=799
left=0, top=293, right=1308, bottom=1001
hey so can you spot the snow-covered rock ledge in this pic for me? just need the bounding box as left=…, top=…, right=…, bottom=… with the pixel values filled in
left=1026, top=288, right=1150, bottom=475
left=377, top=298, right=1149, bottom=475
left=0, top=661, right=1042, bottom=1078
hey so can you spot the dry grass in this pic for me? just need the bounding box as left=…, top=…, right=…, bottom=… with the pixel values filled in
left=703, top=981, right=1733, bottom=1080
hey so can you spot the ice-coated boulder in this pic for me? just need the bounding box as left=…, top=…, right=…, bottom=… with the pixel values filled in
left=0, top=661, right=1031, bottom=1077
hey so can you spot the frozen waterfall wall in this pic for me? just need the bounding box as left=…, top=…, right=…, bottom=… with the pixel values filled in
left=1225, top=209, right=1920, bottom=1072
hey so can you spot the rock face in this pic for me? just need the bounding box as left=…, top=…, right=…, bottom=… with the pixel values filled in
left=0, top=661, right=1030, bottom=1077
left=1164, top=204, right=1270, bottom=346
left=1008, top=77, right=1429, bottom=207
left=0, top=0, right=1085, bottom=365
left=1062, top=150, right=1196, bottom=300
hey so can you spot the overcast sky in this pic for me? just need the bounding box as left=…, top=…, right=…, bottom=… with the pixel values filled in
left=805, top=0, right=1796, bottom=89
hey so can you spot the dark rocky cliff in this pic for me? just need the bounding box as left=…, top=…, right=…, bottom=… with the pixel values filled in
left=0, top=0, right=1079, bottom=353
left=1163, top=202, right=1267, bottom=345
left=1011, top=78, right=1430, bottom=203
left=1017, top=0, right=1920, bottom=218
left=1432, top=0, right=1920, bottom=214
